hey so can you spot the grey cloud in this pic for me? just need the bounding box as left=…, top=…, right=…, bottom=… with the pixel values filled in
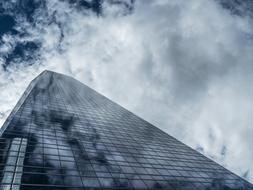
left=217, top=0, right=253, bottom=18
left=1, top=0, right=253, bottom=183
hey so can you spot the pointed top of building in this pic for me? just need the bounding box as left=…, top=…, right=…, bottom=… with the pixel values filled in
left=0, top=71, right=252, bottom=189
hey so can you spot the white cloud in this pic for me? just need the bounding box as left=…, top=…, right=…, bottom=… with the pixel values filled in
left=1, top=0, right=253, bottom=182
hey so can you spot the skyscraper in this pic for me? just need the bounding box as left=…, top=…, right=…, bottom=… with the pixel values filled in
left=0, top=70, right=252, bottom=190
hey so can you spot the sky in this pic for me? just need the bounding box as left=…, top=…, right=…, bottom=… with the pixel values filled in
left=1, top=0, right=253, bottom=183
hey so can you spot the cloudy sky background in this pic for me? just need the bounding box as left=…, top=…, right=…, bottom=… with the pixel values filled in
left=1, top=0, right=253, bottom=183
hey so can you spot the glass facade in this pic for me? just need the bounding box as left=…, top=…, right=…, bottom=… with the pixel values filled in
left=0, top=70, right=252, bottom=190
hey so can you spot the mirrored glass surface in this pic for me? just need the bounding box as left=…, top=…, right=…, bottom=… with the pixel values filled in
left=0, top=71, right=252, bottom=190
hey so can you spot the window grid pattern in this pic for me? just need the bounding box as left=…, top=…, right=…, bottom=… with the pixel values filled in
left=0, top=70, right=252, bottom=190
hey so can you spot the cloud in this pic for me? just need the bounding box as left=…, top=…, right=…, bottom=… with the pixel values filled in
left=1, top=0, right=253, bottom=183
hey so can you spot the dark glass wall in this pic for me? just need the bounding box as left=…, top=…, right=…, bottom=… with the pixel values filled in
left=0, top=70, right=252, bottom=190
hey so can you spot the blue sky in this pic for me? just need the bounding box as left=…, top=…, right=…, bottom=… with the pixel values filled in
left=1, top=0, right=253, bottom=183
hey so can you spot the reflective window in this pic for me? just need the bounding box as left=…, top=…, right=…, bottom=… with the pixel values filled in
left=0, top=71, right=251, bottom=190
